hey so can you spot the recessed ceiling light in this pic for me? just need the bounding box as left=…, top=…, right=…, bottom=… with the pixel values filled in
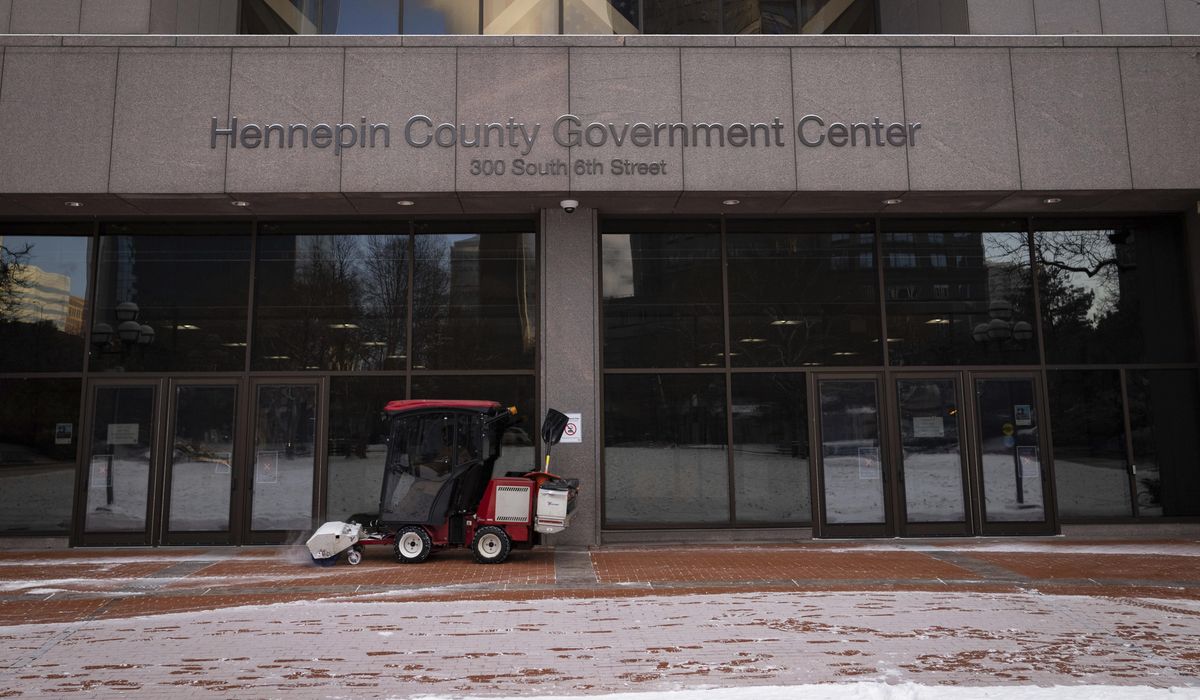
left=924, top=318, right=951, bottom=325
left=770, top=320, right=800, bottom=326
left=739, top=337, right=767, bottom=344
left=1042, top=197, right=1062, bottom=205
left=266, top=355, right=289, bottom=360
left=361, top=341, right=386, bottom=347
left=722, top=199, right=741, bottom=206
left=833, top=351, right=858, bottom=357
left=64, top=201, right=83, bottom=208
left=177, top=324, right=200, bottom=330
left=699, top=362, right=719, bottom=367
left=396, top=200, right=416, bottom=206
left=222, top=342, right=248, bottom=347
left=328, top=323, right=360, bottom=330
left=231, top=200, right=250, bottom=207
left=883, top=198, right=903, bottom=206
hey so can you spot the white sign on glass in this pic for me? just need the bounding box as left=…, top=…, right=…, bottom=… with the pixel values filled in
left=912, top=416, right=945, bottom=438
left=107, top=423, right=139, bottom=445
left=560, top=412, right=582, bottom=443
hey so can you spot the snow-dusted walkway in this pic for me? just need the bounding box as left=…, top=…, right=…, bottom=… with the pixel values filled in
left=0, top=539, right=1198, bottom=698
left=2, top=590, right=1199, bottom=697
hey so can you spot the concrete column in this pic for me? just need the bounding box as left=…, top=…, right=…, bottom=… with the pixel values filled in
left=539, top=207, right=601, bottom=547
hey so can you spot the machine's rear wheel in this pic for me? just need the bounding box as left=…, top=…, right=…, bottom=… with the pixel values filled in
left=471, top=526, right=512, bottom=564
left=394, top=526, right=432, bottom=563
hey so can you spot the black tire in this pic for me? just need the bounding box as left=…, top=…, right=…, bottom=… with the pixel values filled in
left=394, top=526, right=432, bottom=564
left=471, top=525, right=512, bottom=564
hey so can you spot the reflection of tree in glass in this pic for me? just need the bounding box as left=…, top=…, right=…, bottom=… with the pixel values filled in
left=0, top=241, right=33, bottom=320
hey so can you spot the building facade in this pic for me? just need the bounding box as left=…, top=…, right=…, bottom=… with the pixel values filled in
left=1, top=0, right=1199, bottom=547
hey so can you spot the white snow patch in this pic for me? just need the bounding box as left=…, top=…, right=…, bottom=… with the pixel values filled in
left=407, top=684, right=1200, bottom=700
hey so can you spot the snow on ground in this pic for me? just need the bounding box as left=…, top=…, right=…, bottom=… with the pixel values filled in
left=410, top=685, right=1200, bottom=700
left=3, top=591, right=1199, bottom=697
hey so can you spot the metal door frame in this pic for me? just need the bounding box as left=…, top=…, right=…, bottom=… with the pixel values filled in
left=970, top=370, right=1059, bottom=536
left=241, top=376, right=327, bottom=546
left=158, top=377, right=248, bottom=546
left=72, top=377, right=165, bottom=547
left=810, top=372, right=893, bottom=538
left=889, top=370, right=976, bottom=537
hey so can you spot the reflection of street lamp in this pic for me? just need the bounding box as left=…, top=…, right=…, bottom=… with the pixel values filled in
left=972, top=300, right=1032, bottom=347
left=92, top=301, right=154, bottom=366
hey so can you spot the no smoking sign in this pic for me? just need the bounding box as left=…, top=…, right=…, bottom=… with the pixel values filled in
left=560, top=412, right=582, bottom=443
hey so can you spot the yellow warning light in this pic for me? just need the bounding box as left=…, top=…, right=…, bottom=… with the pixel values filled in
left=508, top=406, right=518, bottom=415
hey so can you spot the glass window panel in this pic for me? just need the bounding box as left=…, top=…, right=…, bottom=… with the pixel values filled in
left=1127, top=370, right=1200, bottom=518
left=92, top=227, right=251, bottom=373
left=404, top=0, right=480, bottom=33
left=1036, top=220, right=1195, bottom=364
left=484, top=0, right=559, bottom=34
left=251, top=384, right=317, bottom=531
left=603, top=223, right=723, bottom=368
left=412, top=229, right=537, bottom=370
left=167, top=385, right=237, bottom=532
left=976, top=378, right=1046, bottom=522
left=727, top=224, right=881, bottom=367
left=897, top=378, right=966, bottom=523
left=883, top=222, right=1037, bottom=366
left=644, top=0, right=719, bottom=33
left=321, top=0, right=400, bottom=34
left=818, top=379, right=884, bottom=524
left=0, top=232, right=90, bottom=372
left=0, top=379, right=79, bottom=534
left=565, top=0, right=639, bottom=33
left=327, top=376, right=407, bottom=522
left=1048, top=371, right=1131, bottom=519
left=85, top=386, right=155, bottom=533
left=254, top=232, right=408, bottom=371
left=604, top=373, right=729, bottom=525
left=410, top=375, right=536, bottom=478
left=241, top=0, right=400, bottom=34
left=731, top=374, right=810, bottom=523
left=800, top=0, right=876, bottom=33
left=724, top=0, right=797, bottom=34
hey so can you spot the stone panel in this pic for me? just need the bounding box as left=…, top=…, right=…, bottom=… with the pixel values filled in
left=110, top=49, right=231, bottom=193
left=1034, top=0, right=1102, bottom=34
left=902, top=49, right=1020, bottom=191
left=9, top=0, right=80, bottom=33
left=568, top=48, right=682, bottom=193
left=455, top=48, right=569, bottom=192
left=225, top=49, right=344, bottom=193
left=0, top=49, right=116, bottom=192
left=149, top=0, right=176, bottom=34
left=0, top=0, right=10, bottom=33
left=1011, top=49, right=1130, bottom=190
left=341, top=48, right=456, bottom=193
left=540, top=207, right=598, bottom=547
left=791, top=49, right=909, bottom=191
left=1099, top=0, right=1168, bottom=34
left=1165, top=0, right=1200, bottom=33
left=680, top=48, right=795, bottom=191
left=80, top=0, right=151, bottom=33
left=966, top=0, right=1036, bottom=34
left=1120, top=48, right=1200, bottom=189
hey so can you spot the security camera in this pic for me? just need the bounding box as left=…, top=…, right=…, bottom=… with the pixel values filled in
left=560, top=199, right=578, bottom=214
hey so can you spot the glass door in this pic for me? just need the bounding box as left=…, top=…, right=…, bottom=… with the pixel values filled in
left=892, top=374, right=972, bottom=536
left=244, top=380, right=322, bottom=543
left=974, top=374, right=1056, bottom=535
left=77, top=381, right=160, bottom=546
left=813, top=376, right=891, bottom=537
left=161, top=381, right=244, bottom=545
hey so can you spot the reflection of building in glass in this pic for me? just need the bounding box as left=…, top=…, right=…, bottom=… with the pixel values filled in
left=13, top=265, right=81, bottom=335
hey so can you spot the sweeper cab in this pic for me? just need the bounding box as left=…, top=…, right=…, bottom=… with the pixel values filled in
left=307, top=401, right=578, bottom=566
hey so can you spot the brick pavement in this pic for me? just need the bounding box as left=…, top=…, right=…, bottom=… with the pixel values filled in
left=0, top=539, right=1197, bottom=697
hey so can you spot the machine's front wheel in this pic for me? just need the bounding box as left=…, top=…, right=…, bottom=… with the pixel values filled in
left=471, top=526, right=512, bottom=564
left=394, top=526, right=432, bottom=564
left=346, top=546, right=364, bottom=566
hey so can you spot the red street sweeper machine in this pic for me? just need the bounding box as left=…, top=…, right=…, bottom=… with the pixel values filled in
left=306, top=401, right=579, bottom=566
